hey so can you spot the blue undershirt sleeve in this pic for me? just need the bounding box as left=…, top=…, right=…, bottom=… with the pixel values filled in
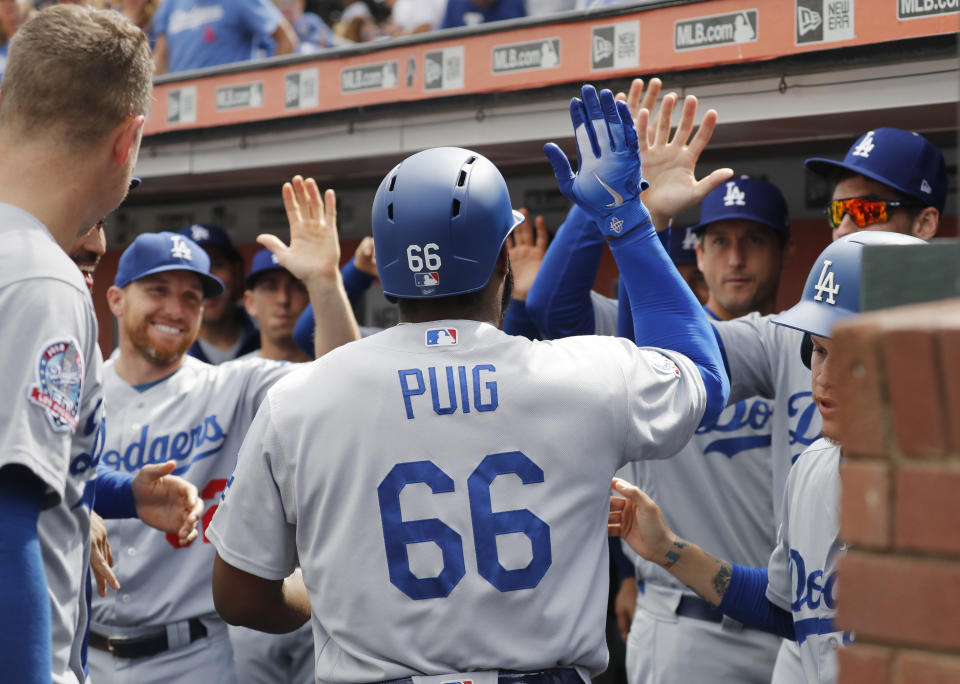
left=341, top=259, right=376, bottom=307
left=718, top=564, right=796, bottom=639
left=501, top=299, right=541, bottom=340
left=525, top=205, right=605, bottom=339
left=0, top=467, right=52, bottom=684
left=616, top=277, right=633, bottom=341
left=608, top=220, right=729, bottom=425
left=609, top=537, right=636, bottom=581
left=94, top=468, right=138, bottom=519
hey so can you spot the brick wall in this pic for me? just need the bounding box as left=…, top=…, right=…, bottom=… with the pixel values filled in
left=833, top=298, right=960, bottom=683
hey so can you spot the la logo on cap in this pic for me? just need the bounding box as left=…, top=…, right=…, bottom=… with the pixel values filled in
left=722, top=181, right=746, bottom=207
left=682, top=227, right=698, bottom=250
left=813, top=259, right=839, bottom=305
left=852, top=131, right=875, bottom=159
left=170, top=235, right=194, bottom=261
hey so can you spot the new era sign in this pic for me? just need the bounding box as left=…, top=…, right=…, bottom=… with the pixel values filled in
left=591, top=21, right=639, bottom=70
left=796, top=0, right=854, bottom=44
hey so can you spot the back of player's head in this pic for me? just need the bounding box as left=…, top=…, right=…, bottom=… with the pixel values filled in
left=0, top=5, right=153, bottom=149
left=772, top=231, right=926, bottom=366
left=115, top=232, right=225, bottom=298
left=691, top=177, right=789, bottom=240
left=805, top=128, right=946, bottom=213
left=371, top=147, right=524, bottom=299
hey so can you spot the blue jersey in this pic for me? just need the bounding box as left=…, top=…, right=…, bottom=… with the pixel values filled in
left=154, top=0, right=282, bottom=73
left=441, top=0, right=526, bottom=28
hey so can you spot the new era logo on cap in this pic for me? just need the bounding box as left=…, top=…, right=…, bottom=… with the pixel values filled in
left=426, top=328, right=457, bottom=346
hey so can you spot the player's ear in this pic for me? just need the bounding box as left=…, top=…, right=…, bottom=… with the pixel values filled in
left=242, top=290, right=256, bottom=318
left=911, top=207, right=938, bottom=241
left=110, top=113, right=146, bottom=166
left=106, top=285, right=125, bottom=318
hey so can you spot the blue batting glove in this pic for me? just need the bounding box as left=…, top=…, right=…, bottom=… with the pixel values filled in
left=544, top=85, right=651, bottom=239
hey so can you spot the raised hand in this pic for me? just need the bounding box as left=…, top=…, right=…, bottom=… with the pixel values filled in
left=615, top=76, right=663, bottom=143
left=260, top=175, right=342, bottom=285
left=609, top=477, right=676, bottom=563
left=636, top=93, right=733, bottom=230
left=352, top=236, right=377, bottom=277
left=507, top=209, right=549, bottom=301
left=544, top=85, right=650, bottom=239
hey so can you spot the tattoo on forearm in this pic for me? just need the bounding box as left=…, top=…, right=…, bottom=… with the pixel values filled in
left=662, top=539, right=687, bottom=569
left=711, top=562, right=733, bottom=600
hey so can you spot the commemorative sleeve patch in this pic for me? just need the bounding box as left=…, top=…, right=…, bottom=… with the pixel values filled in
left=28, top=337, right=84, bottom=433
left=641, top=349, right=681, bottom=378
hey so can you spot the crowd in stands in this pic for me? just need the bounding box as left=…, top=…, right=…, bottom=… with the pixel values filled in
left=0, top=0, right=652, bottom=78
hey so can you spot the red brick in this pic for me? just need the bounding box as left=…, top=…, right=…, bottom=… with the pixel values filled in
left=840, top=460, right=890, bottom=549
left=895, top=650, right=960, bottom=684
left=883, top=328, right=947, bottom=459
left=832, top=319, right=889, bottom=458
left=938, top=328, right=960, bottom=456
left=894, top=462, right=960, bottom=556
left=838, top=644, right=893, bottom=684
left=837, top=552, right=960, bottom=649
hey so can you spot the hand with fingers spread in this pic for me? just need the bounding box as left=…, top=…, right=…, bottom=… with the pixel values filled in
left=635, top=93, right=734, bottom=231
left=544, top=85, right=651, bottom=239
left=131, top=462, right=203, bottom=547
left=261, top=175, right=343, bottom=285
left=507, top=209, right=549, bottom=301
left=90, top=512, right=120, bottom=597
left=614, top=76, right=663, bottom=143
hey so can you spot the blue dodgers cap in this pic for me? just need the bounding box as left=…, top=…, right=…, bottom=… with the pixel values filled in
left=245, top=248, right=289, bottom=288
left=115, top=232, right=225, bottom=298
left=177, top=224, right=242, bottom=261
left=806, top=128, right=947, bottom=212
left=690, top=177, right=789, bottom=236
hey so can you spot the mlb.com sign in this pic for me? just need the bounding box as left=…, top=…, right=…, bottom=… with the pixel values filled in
left=898, top=0, right=959, bottom=18
left=675, top=10, right=758, bottom=51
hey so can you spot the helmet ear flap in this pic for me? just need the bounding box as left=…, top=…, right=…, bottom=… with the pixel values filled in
left=800, top=333, right=813, bottom=370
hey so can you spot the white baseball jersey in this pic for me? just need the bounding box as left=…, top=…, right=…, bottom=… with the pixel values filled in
left=91, top=355, right=292, bottom=633
left=590, top=291, right=619, bottom=336
left=208, top=319, right=707, bottom=683
left=0, top=204, right=105, bottom=684
left=766, top=438, right=848, bottom=684
left=713, top=314, right=823, bottom=526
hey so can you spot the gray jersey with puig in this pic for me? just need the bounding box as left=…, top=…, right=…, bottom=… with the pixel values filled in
left=0, top=205, right=105, bottom=684
left=91, top=355, right=292, bottom=632
left=713, top=313, right=822, bottom=526
left=208, top=320, right=707, bottom=683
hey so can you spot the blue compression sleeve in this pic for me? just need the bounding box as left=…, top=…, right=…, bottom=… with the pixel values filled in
left=525, top=205, right=605, bottom=339
left=718, top=564, right=796, bottom=639
left=341, top=259, right=375, bottom=306
left=609, top=537, right=635, bottom=580
left=502, top=299, right=541, bottom=340
left=94, top=468, right=137, bottom=519
left=609, top=220, right=729, bottom=425
left=616, top=277, right=633, bottom=341
left=0, top=468, right=52, bottom=684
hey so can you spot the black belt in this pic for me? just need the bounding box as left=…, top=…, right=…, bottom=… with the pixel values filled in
left=675, top=595, right=724, bottom=624
left=89, top=617, right=208, bottom=659
left=378, top=668, right=582, bottom=684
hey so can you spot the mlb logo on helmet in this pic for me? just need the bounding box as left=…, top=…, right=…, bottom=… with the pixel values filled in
left=415, top=272, right=440, bottom=292
left=425, top=328, right=457, bottom=347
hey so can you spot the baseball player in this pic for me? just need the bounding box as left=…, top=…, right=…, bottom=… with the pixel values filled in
left=181, top=224, right=262, bottom=364
left=710, top=126, right=946, bottom=679
left=206, top=85, right=729, bottom=683
left=0, top=7, right=152, bottom=683
left=611, top=230, right=929, bottom=684
left=88, top=179, right=360, bottom=684
left=616, top=177, right=791, bottom=684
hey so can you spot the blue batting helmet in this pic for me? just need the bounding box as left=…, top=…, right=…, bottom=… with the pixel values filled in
left=772, top=231, right=926, bottom=340
left=372, top=147, right=524, bottom=299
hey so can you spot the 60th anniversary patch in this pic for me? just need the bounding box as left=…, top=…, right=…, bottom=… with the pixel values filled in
left=29, top=337, right=84, bottom=433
